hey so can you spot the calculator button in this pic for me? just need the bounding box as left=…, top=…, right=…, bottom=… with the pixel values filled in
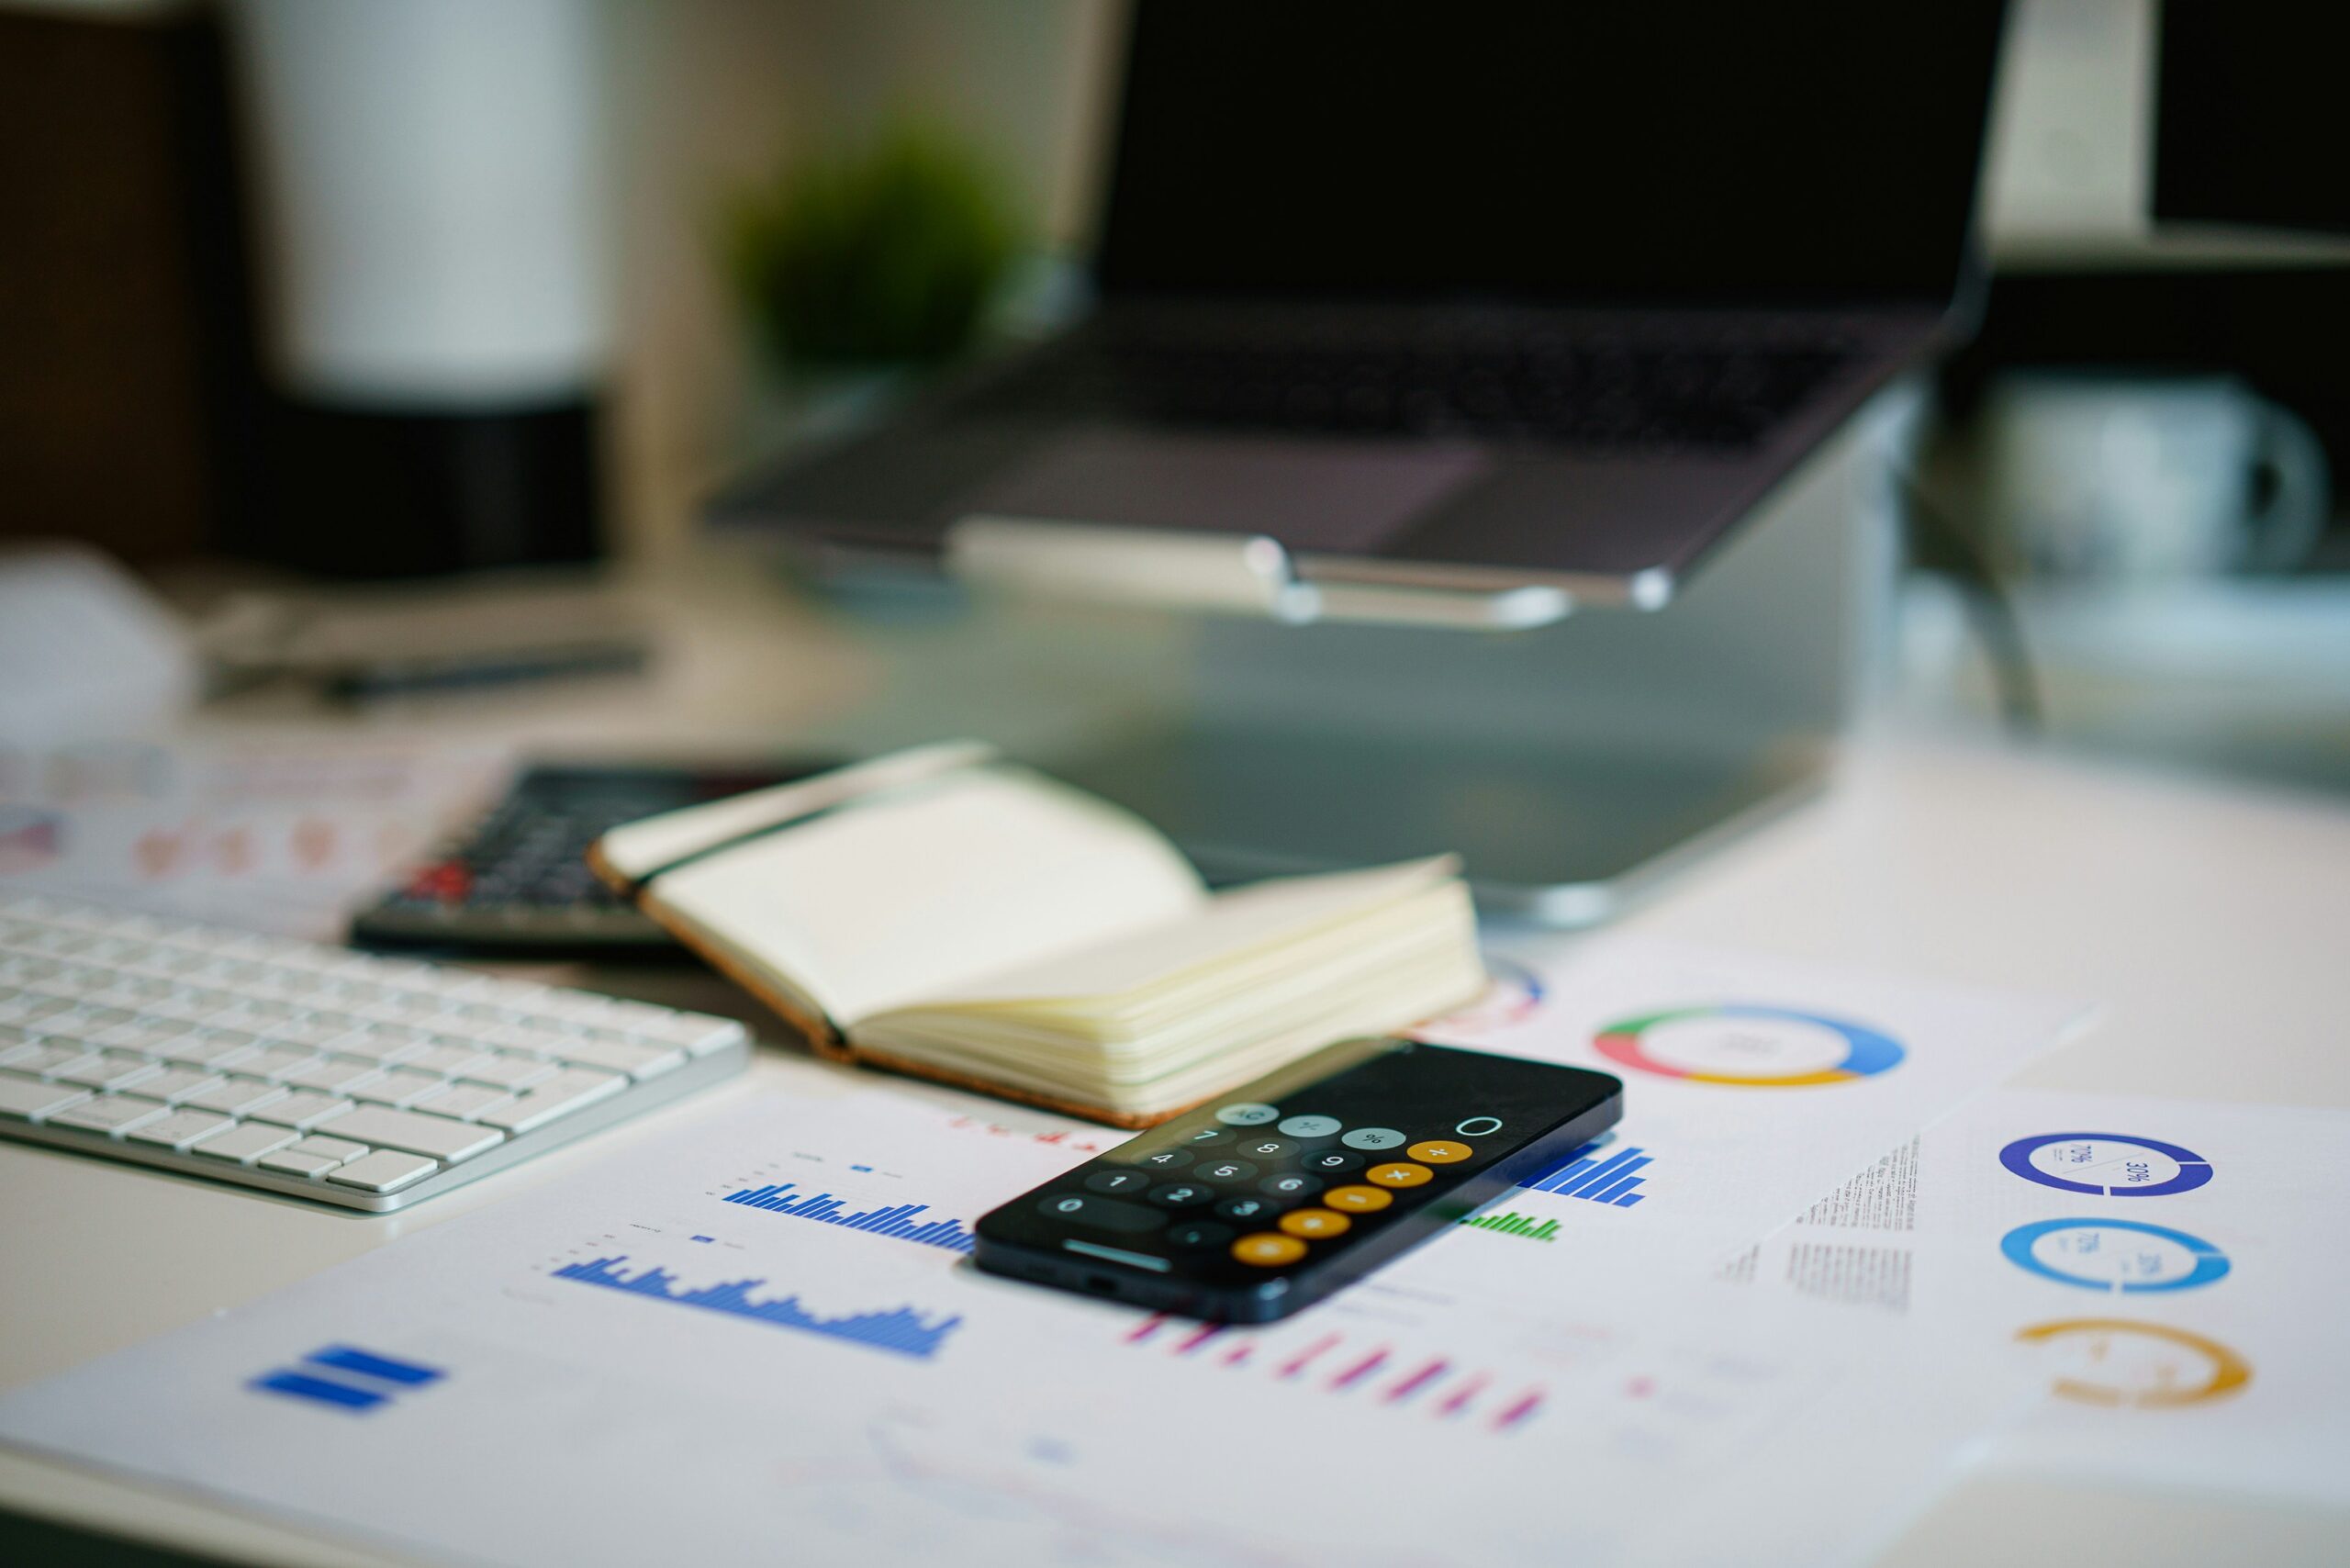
left=1084, top=1170, right=1153, bottom=1196
left=1232, top=1136, right=1296, bottom=1162
left=1147, top=1182, right=1214, bottom=1208
left=1037, top=1193, right=1165, bottom=1232
left=1259, top=1172, right=1324, bottom=1200
left=1183, top=1126, right=1236, bottom=1148
left=1278, top=1208, right=1351, bottom=1239
left=1232, top=1233, right=1308, bottom=1267
left=1192, top=1159, right=1259, bottom=1183
left=1365, top=1162, right=1434, bottom=1188
left=1340, top=1126, right=1408, bottom=1151
left=1214, top=1195, right=1281, bottom=1223
left=1276, top=1114, right=1341, bottom=1139
left=1132, top=1148, right=1194, bottom=1171
left=1215, top=1103, right=1281, bottom=1126
left=1167, top=1221, right=1235, bottom=1250
left=1302, top=1148, right=1364, bottom=1176
left=1407, top=1140, right=1473, bottom=1165
left=1455, top=1116, right=1505, bottom=1137
left=1324, top=1184, right=1393, bottom=1213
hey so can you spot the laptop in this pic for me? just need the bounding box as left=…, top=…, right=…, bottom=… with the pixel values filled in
left=714, top=0, right=2010, bottom=609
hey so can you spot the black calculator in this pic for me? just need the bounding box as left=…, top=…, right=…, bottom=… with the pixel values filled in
left=351, top=760, right=834, bottom=957
left=974, top=1037, right=1622, bottom=1322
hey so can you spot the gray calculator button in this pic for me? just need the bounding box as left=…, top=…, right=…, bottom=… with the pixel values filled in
left=1276, top=1114, right=1341, bottom=1138
left=1166, top=1221, right=1235, bottom=1250
left=1146, top=1182, right=1214, bottom=1209
left=1085, top=1170, right=1152, bottom=1195
left=1341, top=1126, right=1408, bottom=1151
left=1133, top=1148, right=1194, bottom=1171
left=1038, top=1193, right=1165, bottom=1233
left=1214, top=1102, right=1281, bottom=1126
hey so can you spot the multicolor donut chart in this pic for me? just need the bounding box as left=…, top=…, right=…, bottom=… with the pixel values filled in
left=1593, top=1004, right=1905, bottom=1087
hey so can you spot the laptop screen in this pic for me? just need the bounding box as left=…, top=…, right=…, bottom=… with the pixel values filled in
left=1096, top=1, right=2009, bottom=308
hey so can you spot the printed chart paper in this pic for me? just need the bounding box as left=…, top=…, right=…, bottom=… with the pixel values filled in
left=0, top=736, right=510, bottom=938
left=0, top=1075, right=2033, bottom=1568
left=1415, top=936, right=2089, bottom=1282
left=1736, top=1089, right=2350, bottom=1504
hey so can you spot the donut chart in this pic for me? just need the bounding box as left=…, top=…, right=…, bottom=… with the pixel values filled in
left=1999, top=1132, right=2213, bottom=1197
left=2016, top=1318, right=2253, bottom=1407
left=2000, top=1218, right=2232, bottom=1294
left=1593, top=1004, right=1904, bottom=1088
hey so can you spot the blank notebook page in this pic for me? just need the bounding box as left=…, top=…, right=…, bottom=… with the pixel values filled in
left=645, top=767, right=1206, bottom=1025
left=897, top=859, right=1455, bottom=1011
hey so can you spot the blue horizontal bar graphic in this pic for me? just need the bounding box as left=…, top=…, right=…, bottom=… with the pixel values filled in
left=307, top=1346, right=443, bottom=1386
left=252, top=1371, right=386, bottom=1411
left=1528, top=1156, right=1594, bottom=1193
left=1555, top=1148, right=1640, bottom=1197
left=1589, top=1172, right=1645, bottom=1204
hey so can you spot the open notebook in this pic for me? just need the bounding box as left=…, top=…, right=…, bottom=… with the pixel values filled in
left=588, top=742, right=1484, bottom=1126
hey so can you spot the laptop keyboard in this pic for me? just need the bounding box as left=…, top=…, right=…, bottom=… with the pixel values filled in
left=0, top=892, right=751, bottom=1211
left=979, top=319, right=1859, bottom=453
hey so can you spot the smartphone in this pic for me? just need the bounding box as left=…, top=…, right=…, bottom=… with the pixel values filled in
left=973, top=1037, right=1622, bottom=1323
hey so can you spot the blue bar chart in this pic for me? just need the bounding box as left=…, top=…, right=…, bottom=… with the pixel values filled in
left=1517, top=1142, right=1653, bottom=1206
left=721, top=1181, right=976, bottom=1253
left=552, top=1256, right=961, bottom=1360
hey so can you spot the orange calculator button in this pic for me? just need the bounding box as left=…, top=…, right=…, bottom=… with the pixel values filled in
left=1278, top=1208, right=1351, bottom=1239
left=1323, top=1184, right=1394, bottom=1213
left=1366, top=1161, right=1434, bottom=1188
left=1407, top=1140, right=1472, bottom=1164
left=1232, top=1232, right=1309, bottom=1266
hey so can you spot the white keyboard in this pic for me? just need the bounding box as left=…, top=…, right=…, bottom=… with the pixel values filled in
left=0, top=892, right=751, bottom=1211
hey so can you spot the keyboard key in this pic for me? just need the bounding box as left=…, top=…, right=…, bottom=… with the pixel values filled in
left=162, top=1029, right=260, bottom=1069
left=279, top=1057, right=382, bottom=1094
left=287, top=1135, right=369, bottom=1163
left=0, top=1072, right=90, bottom=1120
left=248, top=1092, right=357, bottom=1130
left=257, top=1148, right=344, bottom=1178
left=125, top=1109, right=236, bottom=1150
left=408, top=1081, right=514, bottom=1122
left=5, top=1042, right=84, bottom=1078
left=477, top=1069, right=624, bottom=1134
left=192, top=1121, right=299, bottom=1163
left=312, top=1104, right=503, bottom=1162
left=555, top=1036, right=685, bottom=1081
left=402, top=1041, right=491, bottom=1077
left=325, top=1149, right=439, bottom=1193
left=349, top=1067, right=450, bottom=1107
left=240, top=1047, right=321, bottom=1081
left=459, top=1052, right=556, bottom=1092
left=52, top=1052, right=163, bottom=1092
left=131, top=1068, right=226, bottom=1103
left=182, top=1076, right=288, bottom=1115
left=47, top=1094, right=171, bottom=1136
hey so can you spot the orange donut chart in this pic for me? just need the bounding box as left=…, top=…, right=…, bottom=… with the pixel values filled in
left=2014, top=1318, right=2253, bottom=1407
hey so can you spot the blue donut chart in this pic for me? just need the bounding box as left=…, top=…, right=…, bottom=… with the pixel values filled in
left=2000, top=1218, right=2232, bottom=1294
left=1999, top=1132, right=2214, bottom=1197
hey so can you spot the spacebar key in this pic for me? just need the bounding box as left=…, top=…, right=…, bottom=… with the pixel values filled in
left=316, top=1105, right=505, bottom=1162
left=479, top=1069, right=625, bottom=1134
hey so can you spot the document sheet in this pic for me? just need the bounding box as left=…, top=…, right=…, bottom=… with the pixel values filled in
left=0, top=1072, right=2038, bottom=1568
left=1416, top=937, right=2091, bottom=1277
left=1734, top=1088, right=2350, bottom=1504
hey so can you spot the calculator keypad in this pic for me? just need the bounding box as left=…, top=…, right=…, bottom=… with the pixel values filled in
left=1039, top=1097, right=1497, bottom=1271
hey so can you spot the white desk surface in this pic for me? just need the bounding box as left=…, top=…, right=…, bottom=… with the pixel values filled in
left=4, top=583, right=2347, bottom=1565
